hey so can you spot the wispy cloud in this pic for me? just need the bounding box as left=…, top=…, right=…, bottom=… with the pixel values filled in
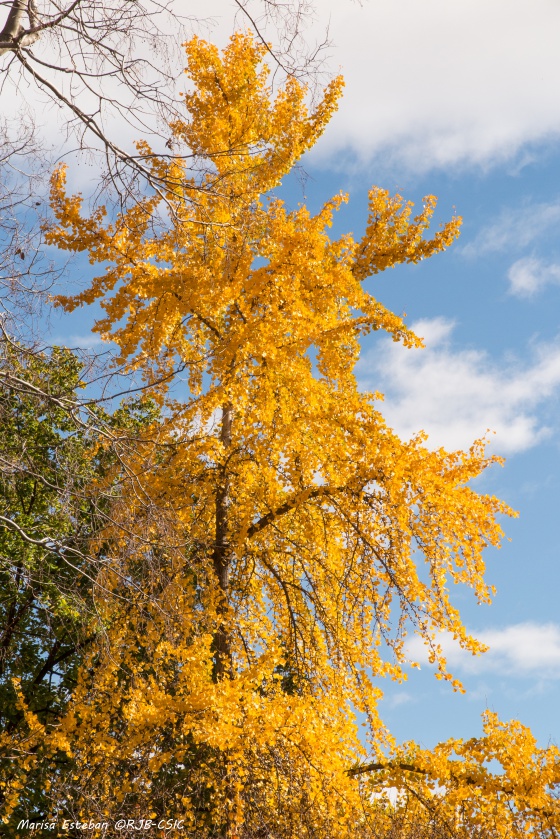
left=51, top=333, right=107, bottom=350
left=359, top=318, right=560, bottom=453
left=385, top=691, right=415, bottom=709
left=407, top=623, right=560, bottom=678
left=460, top=200, right=560, bottom=258
left=507, top=257, right=560, bottom=298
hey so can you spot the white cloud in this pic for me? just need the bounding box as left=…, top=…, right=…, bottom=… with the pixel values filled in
left=407, top=623, right=560, bottom=678
left=52, top=333, right=106, bottom=349
left=507, top=257, right=560, bottom=298
left=386, top=691, right=414, bottom=709
left=460, top=200, right=560, bottom=258
left=304, top=0, right=560, bottom=172
left=359, top=317, right=560, bottom=453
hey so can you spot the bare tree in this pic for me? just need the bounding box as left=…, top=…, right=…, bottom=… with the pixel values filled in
left=0, top=117, right=63, bottom=337
left=0, top=0, right=329, bottom=203
left=1, top=0, right=190, bottom=200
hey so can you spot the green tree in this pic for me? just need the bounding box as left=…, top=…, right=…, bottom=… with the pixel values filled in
left=0, top=333, right=162, bottom=821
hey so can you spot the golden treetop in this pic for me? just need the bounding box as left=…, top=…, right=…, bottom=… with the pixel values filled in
left=45, top=29, right=507, bottom=702
left=47, top=33, right=459, bottom=396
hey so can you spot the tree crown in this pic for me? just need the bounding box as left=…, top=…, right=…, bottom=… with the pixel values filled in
left=32, top=31, right=525, bottom=836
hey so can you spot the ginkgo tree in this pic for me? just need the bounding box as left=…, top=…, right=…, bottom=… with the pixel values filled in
left=5, top=31, right=560, bottom=838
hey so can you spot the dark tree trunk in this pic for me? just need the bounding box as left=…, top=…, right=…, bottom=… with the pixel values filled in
left=212, top=402, right=233, bottom=681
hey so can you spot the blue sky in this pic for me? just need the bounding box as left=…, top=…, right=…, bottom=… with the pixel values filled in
left=42, top=0, right=560, bottom=753
left=273, top=144, right=560, bottom=752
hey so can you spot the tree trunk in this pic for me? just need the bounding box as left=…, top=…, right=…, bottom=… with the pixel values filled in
left=0, top=0, right=39, bottom=55
left=212, top=402, right=233, bottom=681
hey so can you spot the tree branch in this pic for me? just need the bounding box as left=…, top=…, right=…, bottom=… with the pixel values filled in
left=0, top=0, right=39, bottom=54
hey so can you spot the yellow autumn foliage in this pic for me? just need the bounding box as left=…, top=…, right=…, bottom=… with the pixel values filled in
left=4, top=30, right=557, bottom=838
